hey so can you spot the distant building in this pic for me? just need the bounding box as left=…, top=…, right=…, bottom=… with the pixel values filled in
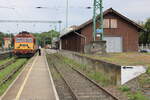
left=3, top=38, right=11, bottom=49
left=59, top=8, right=144, bottom=53
left=52, top=37, right=60, bottom=49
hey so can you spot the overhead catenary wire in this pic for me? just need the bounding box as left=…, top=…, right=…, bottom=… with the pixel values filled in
left=0, top=0, right=93, bottom=33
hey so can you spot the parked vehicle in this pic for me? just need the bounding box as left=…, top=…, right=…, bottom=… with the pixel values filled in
left=139, top=49, right=150, bottom=53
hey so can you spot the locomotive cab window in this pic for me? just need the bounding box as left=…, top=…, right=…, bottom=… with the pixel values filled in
left=16, top=38, right=33, bottom=43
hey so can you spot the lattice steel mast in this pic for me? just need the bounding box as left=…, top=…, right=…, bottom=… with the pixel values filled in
left=93, top=0, right=103, bottom=41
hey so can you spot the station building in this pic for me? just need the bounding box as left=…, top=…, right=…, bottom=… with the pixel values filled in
left=59, top=8, right=144, bottom=53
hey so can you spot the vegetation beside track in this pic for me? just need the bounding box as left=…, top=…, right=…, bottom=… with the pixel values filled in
left=81, top=52, right=150, bottom=99
left=118, top=64, right=150, bottom=100
left=0, top=57, right=15, bottom=66
left=46, top=55, right=61, bottom=80
left=0, top=58, right=27, bottom=96
left=49, top=53, right=150, bottom=100
left=82, top=52, right=150, bottom=66
left=47, top=54, right=120, bottom=100
left=119, top=85, right=149, bottom=100
left=53, top=53, right=111, bottom=86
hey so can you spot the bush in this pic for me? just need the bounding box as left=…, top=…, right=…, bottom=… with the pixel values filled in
left=88, top=71, right=110, bottom=86
left=128, top=92, right=149, bottom=100
left=119, top=85, right=131, bottom=92
left=146, top=67, right=150, bottom=75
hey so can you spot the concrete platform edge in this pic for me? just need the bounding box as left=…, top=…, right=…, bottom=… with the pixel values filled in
left=0, top=56, right=36, bottom=100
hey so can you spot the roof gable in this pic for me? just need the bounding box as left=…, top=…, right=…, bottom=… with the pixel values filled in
left=60, top=8, right=144, bottom=38
left=77, top=8, right=144, bottom=31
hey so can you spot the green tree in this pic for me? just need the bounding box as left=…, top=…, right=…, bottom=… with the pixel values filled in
left=139, top=18, right=150, bottom=44
left=32, top=30, right=59, bottom=47
left=0, top=33, right=14, bottom=48
left=0, top=33, right=4, bottom=47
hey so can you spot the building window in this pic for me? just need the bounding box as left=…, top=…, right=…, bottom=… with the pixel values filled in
left=104, top=19, right=110, bottom=28
left=103, top=19, right=118, bottom=28
left=110, top=19, right=117, bottom=28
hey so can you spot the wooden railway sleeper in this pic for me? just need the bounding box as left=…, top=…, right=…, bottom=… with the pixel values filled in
left=52, top=63, right=79, bottom=100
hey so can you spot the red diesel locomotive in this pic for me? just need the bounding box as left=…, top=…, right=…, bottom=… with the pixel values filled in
left=14, top=31, right=38, bottom=57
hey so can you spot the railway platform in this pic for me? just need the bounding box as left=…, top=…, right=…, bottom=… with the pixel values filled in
left=0, top=49, right=59, bottom=100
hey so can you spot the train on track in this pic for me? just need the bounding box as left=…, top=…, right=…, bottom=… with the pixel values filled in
left=13, top=31, right=38, bottom=57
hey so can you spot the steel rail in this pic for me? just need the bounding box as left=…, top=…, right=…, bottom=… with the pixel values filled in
left=0, top=60, right=26, bottom=87
left=0, top=58, right=16, bottom=71
left=70, top=65, right=120, bottom=100
left=52, top=62, right=78, bottom=100
left=54, top=54, right=120, bottom=100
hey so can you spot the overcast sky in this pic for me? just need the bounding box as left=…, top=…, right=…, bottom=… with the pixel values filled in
left=0, top=0, right=150, bottom=33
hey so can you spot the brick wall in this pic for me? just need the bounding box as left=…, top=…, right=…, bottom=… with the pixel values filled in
left=80, top=13, right=139, bottom=52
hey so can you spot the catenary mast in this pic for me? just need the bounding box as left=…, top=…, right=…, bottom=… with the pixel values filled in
left=93, top=0, right=104, bottom=41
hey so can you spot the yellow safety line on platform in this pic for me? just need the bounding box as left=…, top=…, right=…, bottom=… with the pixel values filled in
left=15, top=55, right=38, bottom=100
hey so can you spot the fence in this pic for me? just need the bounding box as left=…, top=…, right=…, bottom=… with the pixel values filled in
left=139, top=44, right=150, bottom=50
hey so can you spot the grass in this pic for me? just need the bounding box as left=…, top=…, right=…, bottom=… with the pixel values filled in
left=127, top=92, right=149, bottom=100
left=84, top=52, right=150, bottom=99
left=0, top=58, right=27, bottom=96
left=46, top=55, right=61, bottom=80
left=82, top=52, right=150, bottom=66
left=0, top=57, right=15, bottom=66
left=46, top=53, right=150, bottom=100
left=83, top=52, right=150, bottom=86
left=139, top=74, right=150, bottom=86
left=0, top=58, right=27, bottom=82
left=55, top=53, right=111, bottom=86
left=127, top=91, right=148, bottom=100
left=57, top=53, right=150, bottom=99
left=119, top=85, right=131, bottom=92
left=146, top=66, right=150, bottom=75
left=59, top=54, right=87, bottom=70
left=119, top=85, right=149, bottom=100
left=0, top=67, right=22, bottom=96
left=88, top=71, right=110, bottom=86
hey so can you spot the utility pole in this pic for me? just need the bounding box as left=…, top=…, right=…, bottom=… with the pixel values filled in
left=93, top=0, right=104, bottom=41
left=58, top=21, right=62, bottom=32
left=66, top=0, right=69, bottom=28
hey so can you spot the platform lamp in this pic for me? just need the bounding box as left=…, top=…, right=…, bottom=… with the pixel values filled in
left=93, top=0, right=104, bottom=41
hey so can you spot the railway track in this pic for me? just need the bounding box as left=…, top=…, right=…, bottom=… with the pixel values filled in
left=47, top=56, right=76, bottom=100
left=0, top=58, right=27, bottom=87
left=47, top=54, right=120, bottom=100
left=0, top=58, right=16, bottom=71
left=0, top=51, right=13, bottom=60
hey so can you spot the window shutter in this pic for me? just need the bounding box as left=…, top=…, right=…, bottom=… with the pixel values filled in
left=104, top=19, right=110, bottom=28
left=111, top=19, right=117, bottom=28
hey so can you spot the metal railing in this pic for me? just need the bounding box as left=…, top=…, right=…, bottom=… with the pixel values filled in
left=139, top=44, right=150, bottom=50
